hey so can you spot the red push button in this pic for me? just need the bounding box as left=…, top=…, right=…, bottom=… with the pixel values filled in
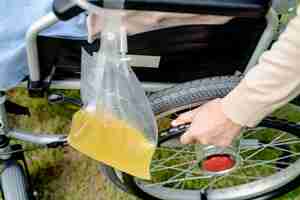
left=202, top=154, right=235, bottom=172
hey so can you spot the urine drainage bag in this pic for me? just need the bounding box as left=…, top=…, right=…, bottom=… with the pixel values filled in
left=68, top=1, right=158, bottom=180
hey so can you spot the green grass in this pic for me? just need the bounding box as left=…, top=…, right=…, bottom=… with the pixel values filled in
left=7, top=88, right=138, bottom=200
left=6, top=88, right=300, bottom=200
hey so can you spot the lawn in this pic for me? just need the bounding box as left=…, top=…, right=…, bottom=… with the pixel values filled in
left=6, top=88, right=300, bottom=200
left=7, top=89, right=138, bottom=200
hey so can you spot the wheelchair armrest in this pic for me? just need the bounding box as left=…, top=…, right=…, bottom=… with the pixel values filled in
left=98, top=0, right=271, bottom=18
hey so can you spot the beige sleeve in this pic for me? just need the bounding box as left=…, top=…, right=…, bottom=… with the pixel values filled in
left=222, top=6, right=300, bottom=127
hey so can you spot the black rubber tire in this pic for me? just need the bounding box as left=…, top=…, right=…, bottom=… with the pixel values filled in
left=99, top=76, right=241, bottom=193
left=1, top=161, right=31, bottom=200
left=119, top=76, right=300, bottom=200
left=99, top=163, right=130, bottom=192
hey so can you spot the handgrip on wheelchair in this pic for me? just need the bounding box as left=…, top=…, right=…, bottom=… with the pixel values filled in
left=53, top=0, right=85, bottom=21
left=158, top=123, right=191, bottom=144
left=53, top=0, right=102, bottom=20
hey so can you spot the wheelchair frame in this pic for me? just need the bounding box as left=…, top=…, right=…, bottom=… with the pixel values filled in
left=0, top=0, right=292, bottom=160
left=24, top=0, right=282, bottom=92
left=4, top=0, right=281, bottom=145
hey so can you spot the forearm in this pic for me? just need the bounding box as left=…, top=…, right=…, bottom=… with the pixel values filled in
left=222, top=7, right=300, bottom=127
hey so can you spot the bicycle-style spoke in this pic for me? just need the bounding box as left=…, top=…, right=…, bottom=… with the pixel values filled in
left=242, top=128, right=263, bottom=138
left=268, top=145, right=298, bottom=155
left=148, top=129, right=300, bottom=189
left=272, top=140, right=300, bottom=146
left=151, top=160, right=195, bottom=173
left=262, top=164, right=284, bottom=171
left=246, top=160, right=290, bottom=166
left=242, top=153, right=300, bottom=169
left=240, top=146, right=262, bottom=154
left=241, top=140, right=300, bottom=155
left=174, top=172, right=191, bottom=189
left=202, top=175, right=228, bottom=190
left=152, top=146, right=192, bottom=170
left=152, top=154, right=195, bottom=165
left=244, top=132, right=288, bottom=161
left=136, top=115, right=300, bottom=194
left=165, top=160, right=200, bottom=181
left=275, top=137, right=299, bottom=144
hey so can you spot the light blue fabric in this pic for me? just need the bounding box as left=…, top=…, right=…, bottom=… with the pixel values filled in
left=0, top=0, right=87, bottom=91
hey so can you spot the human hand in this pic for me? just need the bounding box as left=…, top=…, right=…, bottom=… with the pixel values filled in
left=171, top=99, right=243, bottom=147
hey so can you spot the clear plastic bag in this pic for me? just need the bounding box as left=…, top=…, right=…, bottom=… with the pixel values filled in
left=68, top=5, right=157, bottom=180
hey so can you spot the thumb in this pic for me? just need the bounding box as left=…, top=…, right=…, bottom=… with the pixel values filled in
left=180, top=130, right=196, bottom=145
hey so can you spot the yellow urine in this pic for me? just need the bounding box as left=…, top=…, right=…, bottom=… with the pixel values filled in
left=68, top=109, right=156, bottom=180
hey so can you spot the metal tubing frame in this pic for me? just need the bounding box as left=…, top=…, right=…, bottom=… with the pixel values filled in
left=26, top=12, right=59, bottom=82
left=0, top=92, right=66, bottom=146
left=8, top=130, right=66, bottom=146
left=0, top=93, right=8, bottom=135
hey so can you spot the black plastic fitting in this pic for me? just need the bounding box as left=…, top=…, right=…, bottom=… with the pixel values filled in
left=53, top=0, right=85, bottom=21
left=27, top=81, right=48, bottom=98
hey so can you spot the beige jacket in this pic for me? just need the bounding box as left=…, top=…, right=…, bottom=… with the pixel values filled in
left=222, top=6, right=300, bottom=127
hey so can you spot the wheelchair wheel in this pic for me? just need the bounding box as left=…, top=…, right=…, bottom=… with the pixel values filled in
left=120, top=76, right=300, bottom=200
left=99, top=163, right=131, bottom=193
left=1, top=161, right=31, bottom=200
left=99, top=76, right=241, bottom=193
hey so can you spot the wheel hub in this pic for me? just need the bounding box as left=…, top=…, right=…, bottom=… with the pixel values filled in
left=202, top=154, right=236, bottom=172
left=198, top=145, right=241, bottom=175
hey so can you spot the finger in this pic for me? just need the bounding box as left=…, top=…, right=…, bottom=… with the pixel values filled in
left=195, top=136, right=210, bottom=145
left=215, top=140, right=232, bottom=148
left=213, top=135, right=235, bottom=148
left=180, top=130, right=197, bottom=145
left=171, top=109, right=198, bottom=127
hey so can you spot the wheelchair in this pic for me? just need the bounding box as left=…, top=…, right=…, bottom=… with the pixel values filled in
left=0, top=0, right=299, bottom=199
